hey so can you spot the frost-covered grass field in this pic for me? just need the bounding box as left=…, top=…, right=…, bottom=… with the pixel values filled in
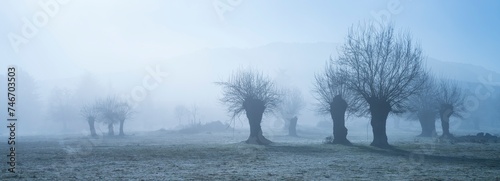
left=2, top=127, right=500, bottom=180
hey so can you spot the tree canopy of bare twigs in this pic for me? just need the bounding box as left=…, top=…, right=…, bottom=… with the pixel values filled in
left=407, top=75, right=439, bottom=116
left=313, top=60, right=363, bottom=115
left=437, top=79, right=466, bottom=118
left=216, top=69, right=281, bottom=119
left=95, top=96, right=134, bottom=136
left=81, top=102, right=99, bottom=121
left=48, top=87, right=77, bottom=132
left=278, top=88, right=305, bottom=120
left=338, top=23, right=427, bottom=113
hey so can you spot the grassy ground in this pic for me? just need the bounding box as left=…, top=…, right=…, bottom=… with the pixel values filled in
left=1, top=128, right=500, bottom=180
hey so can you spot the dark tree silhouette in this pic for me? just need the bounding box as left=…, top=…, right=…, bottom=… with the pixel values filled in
left=96, top=96, right=134, bottom=136
left=76, top=72, right=104, bottom=137
left=277, top=88, right=305, bottom=136
left=436, top=80, right=466, bottom=139
left=216, top=69, right=281, bottom=145
left=313, top=61, right=361, bottom=145
left=81, top=102, right=99, bottom=137
left=337, top=23, right=427, bottom=148
left=407, top=76, right=439, bottom=137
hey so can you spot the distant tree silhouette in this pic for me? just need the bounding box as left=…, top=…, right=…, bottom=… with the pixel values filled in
left=436, top=80, right=466, bottom=139
left=216, top=69, right=281, bottom=145
left=76, top=72, right=105, bottom=137
left=81, top=102, right=99, bottom=137
left=96, top=96, right=134, bottom=136
left=277, top=88, right=305, bottom=136
left=48, top=87, right=77, bottom=133
left=407, top=76, right=439, bottom=137
left=336, top=23, right=427, bottom=148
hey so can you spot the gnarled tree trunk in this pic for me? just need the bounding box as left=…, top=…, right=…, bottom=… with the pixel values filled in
left=87, top=118, right=97, bottom=137
left=368, top=98, right=391, bottom=148
left=440, top=104, right=454, bottom=139
left=288, top=116, right=298, bottom=137
left=108, top=123, right=114, bottom=136
left=119, top=119, right=125, bottom=136
left=417, top=111, right=436, bottom=137
left=330, top=95, right=351, bottom=145
left=244, top=98, right=271, bottom=145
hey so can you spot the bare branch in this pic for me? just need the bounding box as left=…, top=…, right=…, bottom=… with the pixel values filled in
left=278, top=88, right=306, bottom=120
left=216, top=68, right=281, bottom=119
left=313, top=59, right=365, bottom=115
left=337, top=23, right=427, bottom=113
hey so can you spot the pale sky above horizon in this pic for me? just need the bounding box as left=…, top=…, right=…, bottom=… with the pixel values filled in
left=1, top=0, right=499, bottom=80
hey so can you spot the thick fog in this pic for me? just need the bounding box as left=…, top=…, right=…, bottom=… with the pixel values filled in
left=1, top=0, right=499, bottom=137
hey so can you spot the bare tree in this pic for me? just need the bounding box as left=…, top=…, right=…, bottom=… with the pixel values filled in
left=277, top=88, right=305, bottom=136
left=174, top=104, right=202, bottom=127
left=407, top=76, right=439, bottom=137
left=48, top=87, right=77, bottom=133
left=337, top=23, right=427, bottom=148
left=313, top=61, right=362, bottom=145
left=216, top=69, right=281, bottom=145
left=188, top=104, right=201, bottom=126
left=76, top=72, right=104, bottom=137
left=96, top=96, right=134, bottom=136
left=436, top=79, right=466, bottom=138
left=81, top=102, right=99, bottom=137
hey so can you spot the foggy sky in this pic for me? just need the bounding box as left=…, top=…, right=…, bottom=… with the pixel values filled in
left=0, top=0, right=499, bottom=135
left=1, top=0, right=499, bottom=79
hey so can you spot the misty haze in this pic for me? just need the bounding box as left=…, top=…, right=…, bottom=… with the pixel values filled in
left=1, top=0, right=500, bottom=180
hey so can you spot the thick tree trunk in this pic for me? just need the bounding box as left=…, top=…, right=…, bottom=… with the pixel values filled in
left=417, top=111, right=436, bottom=137
left=440, top=104, right=454, bottom=139
left=288, top=116, right=298, bottom=137
left=368, top=98, right=391, bottom=148
left=243, top=99, right=271, bottom=145
left=108, top=123, right=114, bottom=136
left=330, top=95, right=351, bottom=145
left=87, top=118, right=97, bottom=137
left=119, top=119, right=125, bottom=136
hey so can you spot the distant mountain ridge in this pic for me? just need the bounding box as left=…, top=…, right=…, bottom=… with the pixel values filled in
left=36, top=42, right=500, bottom=104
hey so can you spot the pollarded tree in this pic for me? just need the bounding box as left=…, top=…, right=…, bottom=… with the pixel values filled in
left=313, top=61, right=362, bottom=145
left=436, top=79, right=466, bottom=139
left=81, top=102, right=99, bottom=137
left=407, top=76, right=439, bottom=137
left=277, top=88, right=306, bottom=137
left=216, top=69, right=281, bottom=145
left=96, top=96, right=134, bottom=136
left=337, top=23, right=427, bottom=148
left=115, top=100, right=133, bottom=136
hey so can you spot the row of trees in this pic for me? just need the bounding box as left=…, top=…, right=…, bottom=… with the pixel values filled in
left=217, top=23, right=468, bottom=148
left=408, top=79, right=466, bottom=138
left=81, top=96, right=134, bottom=137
